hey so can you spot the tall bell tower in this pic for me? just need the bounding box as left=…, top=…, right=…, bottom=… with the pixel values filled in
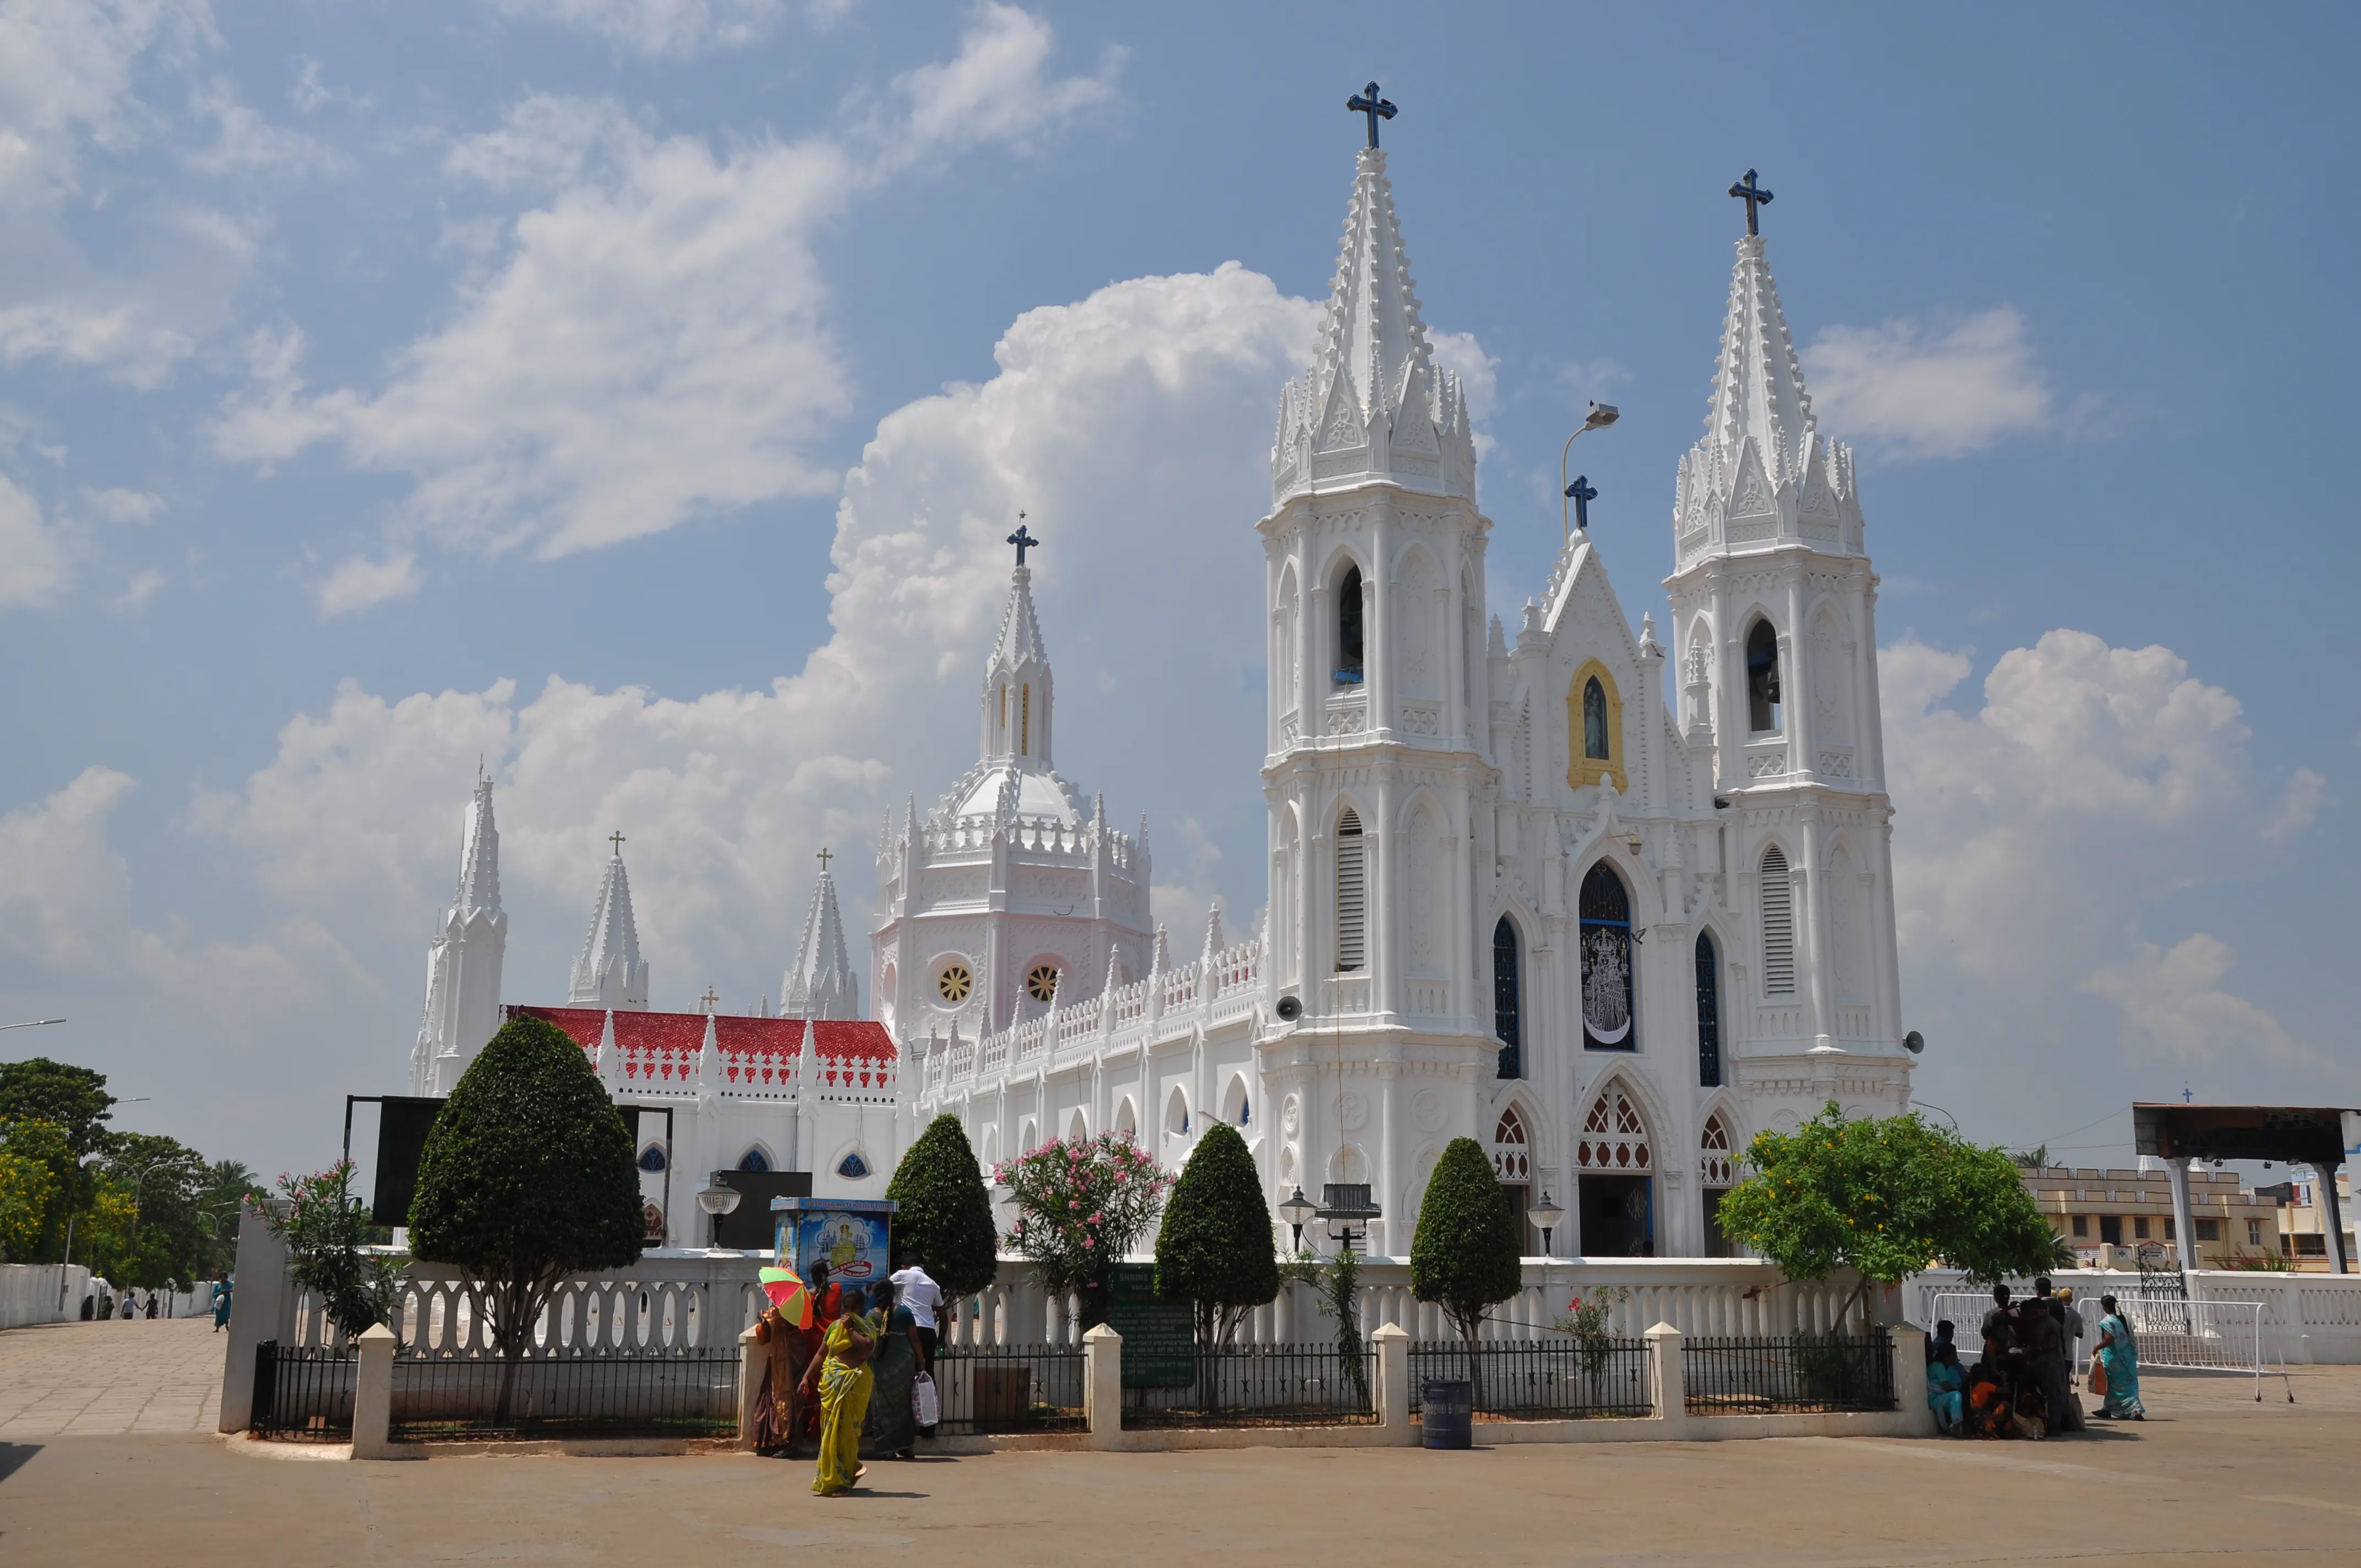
left=1258, top=89, right=1497, bottom=1251
left=1662, top=172, right=1909, bottom=1114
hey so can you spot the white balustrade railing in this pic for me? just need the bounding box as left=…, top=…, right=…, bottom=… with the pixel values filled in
left=1908, top=1267, right=2361, bottom=1365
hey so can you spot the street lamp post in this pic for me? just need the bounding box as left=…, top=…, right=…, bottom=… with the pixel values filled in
left=1560, top=402, right=1620, bottom=545
left=1277, top=1187, right=1316, bottom=1253
left=695, top=1179, right=742, bottom=1253
left=1528, top=1190, right=1565, bottom=1260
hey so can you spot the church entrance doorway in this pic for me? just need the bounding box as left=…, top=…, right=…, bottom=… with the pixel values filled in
left=1579, top=1174, right=1652, bottom=1256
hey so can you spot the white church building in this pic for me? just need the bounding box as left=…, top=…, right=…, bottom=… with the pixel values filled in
left=403, top=125, right=1914, bottom=1260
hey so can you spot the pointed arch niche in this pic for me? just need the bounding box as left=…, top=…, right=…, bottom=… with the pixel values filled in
left=1700, top=1112, right=1738, bottom=1257
left=1335, top=808, right=1367, bottom=972
left=1492, top=1103, right=1533, bottom=1254
left=1579, top=862, right=1636, bottom=1052
left=1565, top=658, right=1627, bottom=792
left=1492, top=914, right=1523, bottom=1080
left=1575, top=1081, right=1654, bottom=1256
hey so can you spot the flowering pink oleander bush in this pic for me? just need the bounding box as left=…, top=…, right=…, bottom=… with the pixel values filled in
left=994, top=1133, right=1168, bottom=1327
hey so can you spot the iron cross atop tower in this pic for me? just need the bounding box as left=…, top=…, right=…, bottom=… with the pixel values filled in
left=1007, top=515, right=1038, bottom=568
left=1347, top=82, right=1397, bottom=148
left=1564, top=474, right=1598, bottom=532
left=1728, top=168, right=1774, bottom=236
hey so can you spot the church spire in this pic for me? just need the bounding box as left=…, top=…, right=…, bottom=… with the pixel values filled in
left=1271, top=119, right=1474, bottom=505
left=1706, top=232, right=1818, bottom=489
left=412, top=770, right=509, bottom=1095
left=780, top=848, right=861, bottom=1021
left=978, top=521, right=1054, bottom=768
left=568, top=832, right=650, bottom=1010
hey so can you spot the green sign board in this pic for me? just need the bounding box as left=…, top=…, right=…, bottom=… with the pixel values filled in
left=1105, top=1262, right=1195, bottom=1389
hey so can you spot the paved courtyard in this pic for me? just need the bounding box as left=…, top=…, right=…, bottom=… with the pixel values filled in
left=0, top=1316, right=225, bottom=1438
left=1, top=1321, right=2356, bottom=1566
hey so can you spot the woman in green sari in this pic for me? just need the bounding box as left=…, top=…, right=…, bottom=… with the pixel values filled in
left=799, top=1295, right=877, bottom=1494
left=2092, top=1294, right=2145, bottom=1421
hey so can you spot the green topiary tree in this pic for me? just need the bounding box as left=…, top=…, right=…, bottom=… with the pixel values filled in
left=1154, top=1122, right=1279, bottom=1346
left=885, top=1114, right=1000, bottom=1310
left=409, top=1016, right=642, bottom=1420
left=1715, top=1101, right=2062, bottom=1330
left=1411, top=1136, right=1523, bottom=1343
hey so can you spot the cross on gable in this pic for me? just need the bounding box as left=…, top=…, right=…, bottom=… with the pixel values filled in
left=1007, top=515, right=1038, bottom=567
left=1564, top=474, right=1598, bottom=532
left=608, top=829, right=626, bottom=856
left=700, top=984, right=720, bottom=1012
left=815, top=846, right=833, bottom=872
left=1347, top=81, right=1396, bottom=149
left=1728, top=168, right=1774, bottom=236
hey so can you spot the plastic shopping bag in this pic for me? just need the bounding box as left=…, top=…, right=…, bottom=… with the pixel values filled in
left=913, top=1371, right=940, bottom=1428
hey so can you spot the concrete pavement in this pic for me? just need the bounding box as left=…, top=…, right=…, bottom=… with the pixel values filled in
left=1, top=1349, right=2356, bottom=1565
left=0, top=1316, right=225, bottom=1438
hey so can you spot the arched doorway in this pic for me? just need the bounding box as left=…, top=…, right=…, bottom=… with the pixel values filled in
left=1574, top=1083, right=1653, bottom=1255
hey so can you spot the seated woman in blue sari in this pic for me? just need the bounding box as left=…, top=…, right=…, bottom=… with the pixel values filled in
left=1926, top=1342, right=1966, bottom=1435
left=2092, top=1294, right=2145, bottom=1421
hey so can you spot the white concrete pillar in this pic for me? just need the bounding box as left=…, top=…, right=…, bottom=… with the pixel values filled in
left=2311, top=1164, right=2349, bottom=1275
left=1888, top=1322, right=1933, bottom=1434
left=1372, top=1321, right=1412, bottom=1442
left=1082, top=1323, right=1122, bottom=1450
left=217, top=1198, right=291, bottom=1433
left=350, top=1323, right=405, bottom=1461
left=1644, top=1320, right=1688, bottom=1435
left=2166, top=1158, right=2199, bottom=1272
left=737, top=1322, right=764, bottom=1451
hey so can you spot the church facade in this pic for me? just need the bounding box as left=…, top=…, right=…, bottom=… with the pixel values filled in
left=902, top=142, right=1913, bottom=1257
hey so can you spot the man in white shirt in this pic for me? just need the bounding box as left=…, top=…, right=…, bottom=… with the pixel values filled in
left=889, top=1257, right=942, bottom=1375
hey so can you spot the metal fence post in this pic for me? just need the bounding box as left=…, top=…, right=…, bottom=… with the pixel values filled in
left=1886, top=1323, right=1930, bottom=1431
left=738, top=1324, right=764, bottom=1451
left=351, top=1324, right=402, bottom=1460
left=1644, top=1321, right=1687, bottom=1432
left=1371, top=1322, right=1412, bottom=1442
left=1082, top=1324, right=1122, bottom=1449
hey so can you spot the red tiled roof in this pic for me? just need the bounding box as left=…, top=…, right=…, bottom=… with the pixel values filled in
left=612, top=1011, right=709, bottom=1085
left=507, top=1006, right=897, bottom=1092
left=510, top=1005, right=604, bottom=1050
left=811, top=1020, right=896, bottom=1092
left=714, top=1015, right=806, bottom=1087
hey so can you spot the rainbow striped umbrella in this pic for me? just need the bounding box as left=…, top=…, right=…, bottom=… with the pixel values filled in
left=759, top=1265, right=813, bottom=1329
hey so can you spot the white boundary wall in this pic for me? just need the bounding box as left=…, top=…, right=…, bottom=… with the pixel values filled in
left=1907, top=1267, right=2361, bottom=1365
left=0, top=1262, right=93, bottom=1329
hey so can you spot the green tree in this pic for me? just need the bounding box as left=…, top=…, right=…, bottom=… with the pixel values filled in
left=198, top=1160, right=269, bottom=1276
left=1713, top=1102, right=2061, bottom=1328
left=99, top=1133, right=211, bottom=1288
left=884, top=1114, right=1000, bottom=1308
left=999, top=1133, right=1168, bottom=1329
left=1410, top=1137, right=1523, bottom=1342
left=0, top=1058, right=115, bottom=1156
left=408, top=1015, right=643, bottom=1419
left=1154, top=1122, right=1279, bottom=1346
left=262, top=1161, right=406, bottom=1340
left=0, top=1118, right=68, bottom=1262
left=1280, top=1243, right=1369, bottom=1407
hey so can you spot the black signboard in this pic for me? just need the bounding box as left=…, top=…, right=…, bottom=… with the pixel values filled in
left=369, top=1096, right=445, bottom=1227
left=1105, top=1262, right=1195, bottom=1388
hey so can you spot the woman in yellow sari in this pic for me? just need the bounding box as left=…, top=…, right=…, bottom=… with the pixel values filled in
left=798, top=1295, right=875, bottom=1495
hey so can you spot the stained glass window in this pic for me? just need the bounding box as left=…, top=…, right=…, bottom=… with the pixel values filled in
left=1580, top=863, right=1635, bottom=1051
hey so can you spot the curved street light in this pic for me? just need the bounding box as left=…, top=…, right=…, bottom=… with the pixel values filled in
left=1560, top=402, right=1620, bottom=544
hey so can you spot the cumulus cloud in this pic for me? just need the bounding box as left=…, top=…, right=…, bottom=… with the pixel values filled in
left=486, top=0, right=798, bottom=58
left=1804, top=307, right=2054, bottom=461
left=213, top=7, right=1120, bottom=564
left=0, top=473, right=71, bottom=606
left=0, top=765, right=136, bottom=968
left=315, top=551, right=421, bottom=617
left=197, top=264, right=1315, bottom=1030
left=1885, top=629, right=2336, bottom=1113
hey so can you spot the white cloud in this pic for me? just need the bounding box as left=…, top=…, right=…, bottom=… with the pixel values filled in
left=885, top=3, right=1120, bottom=165
left=315, top=551, right=422, bottom=617
left=181, top=75, right=341, bottom=176
left=83, top=485, right=162, bottom=522
left=1804, top=307, right=2053, bottom=461
left=214, top=8, right=1122, bottom=569
left=486, top=0, right=795, bottom=58
left=0, top=472, right=70, bottom=606
left=113, top=566, right=161, bottom=610
left=0, top=765, right=135, bottom=968
left=199, top=264, right=1315, bottom=1034
left=1884, top=629, right=2337, bottom=1110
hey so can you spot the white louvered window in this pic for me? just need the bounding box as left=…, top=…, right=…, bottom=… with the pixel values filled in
left=1336, top=809, right=1366, bottom=972
left=1760, top=846, right=1794, bottom=995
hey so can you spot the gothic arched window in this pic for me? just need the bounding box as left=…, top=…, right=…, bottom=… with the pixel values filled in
left=737, top=1147, right=770, bottom=1173
left=1579, top=862, right=1635, bottom=1051
left=836, top=1150, right=869, bottom=1180
left=1760, top=847, right=1796, bottom=995
left=1336, top=809, right=1367, bottom=972
left=1493, top=916, right=1522, bottom=1080
left=1583, top=677, right=1610, bottom=761
left=1746, top=619, right=1782, bottom=733
left=1336, top=564, right=1365, bottom=684
left=1492, top=1106, right=1530, bottom=1182
left=638, top=1144, right=667, bottom=1174
left=1695, top=931, right=1722, bottom=1087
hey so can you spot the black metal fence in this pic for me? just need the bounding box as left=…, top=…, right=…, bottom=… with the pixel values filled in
left=388, top=1347, right=739, bottom=1441
left=250, top=1341, right=357, bottom=1440
left=1122, top=1344, right=1377, bottom=1429
left=932, top=1343, right=1087, bottom=1435
left=1682, top=1332, right=1895, bottom=1414
left=1408, top=1338, right=1651, bottom=1419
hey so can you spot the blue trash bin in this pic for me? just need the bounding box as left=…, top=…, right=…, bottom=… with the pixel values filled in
left=1422, top=1378, right=1472, bottom=1449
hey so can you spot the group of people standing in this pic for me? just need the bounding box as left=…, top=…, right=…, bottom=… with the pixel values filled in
left=749, top=1254, right=945, bottom=1497
left=1926, top=1278, right=2145, bottom=1438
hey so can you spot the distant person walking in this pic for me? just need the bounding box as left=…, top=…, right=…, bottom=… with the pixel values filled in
left=213, top=1280, right=233, bottom=1332
left=144, top=1293, right=157, bottom=1320
left=2092, top=1294, right=2145, bottom=1421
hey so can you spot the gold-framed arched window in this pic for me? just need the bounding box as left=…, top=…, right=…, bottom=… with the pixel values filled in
left=1566, top=658, right=1626, bottom=792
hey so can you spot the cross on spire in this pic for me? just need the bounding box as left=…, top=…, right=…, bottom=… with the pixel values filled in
left=608, top=829, right=626, bottom=857
left=1564, top=474, right=1598, bottom=532
left=1007, top=514, right=1038, bottom=568
left=1347, top=81, right=1396, bottom=149
left=1728, top=168, right=1774, bottom=237
left=815, top=846, right=833, bottom=873
left=699, top=984, right=720, bottom=1012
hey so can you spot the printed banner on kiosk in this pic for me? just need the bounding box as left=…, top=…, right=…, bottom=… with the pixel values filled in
left=773, top=1197, right=899, bottom=1292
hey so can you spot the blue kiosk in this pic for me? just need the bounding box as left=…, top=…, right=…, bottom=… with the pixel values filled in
left=771, top=1196, right=899, bottom=1297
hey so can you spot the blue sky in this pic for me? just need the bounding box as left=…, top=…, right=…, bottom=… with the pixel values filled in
left=1, top=1, right=2353, bottom=1179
